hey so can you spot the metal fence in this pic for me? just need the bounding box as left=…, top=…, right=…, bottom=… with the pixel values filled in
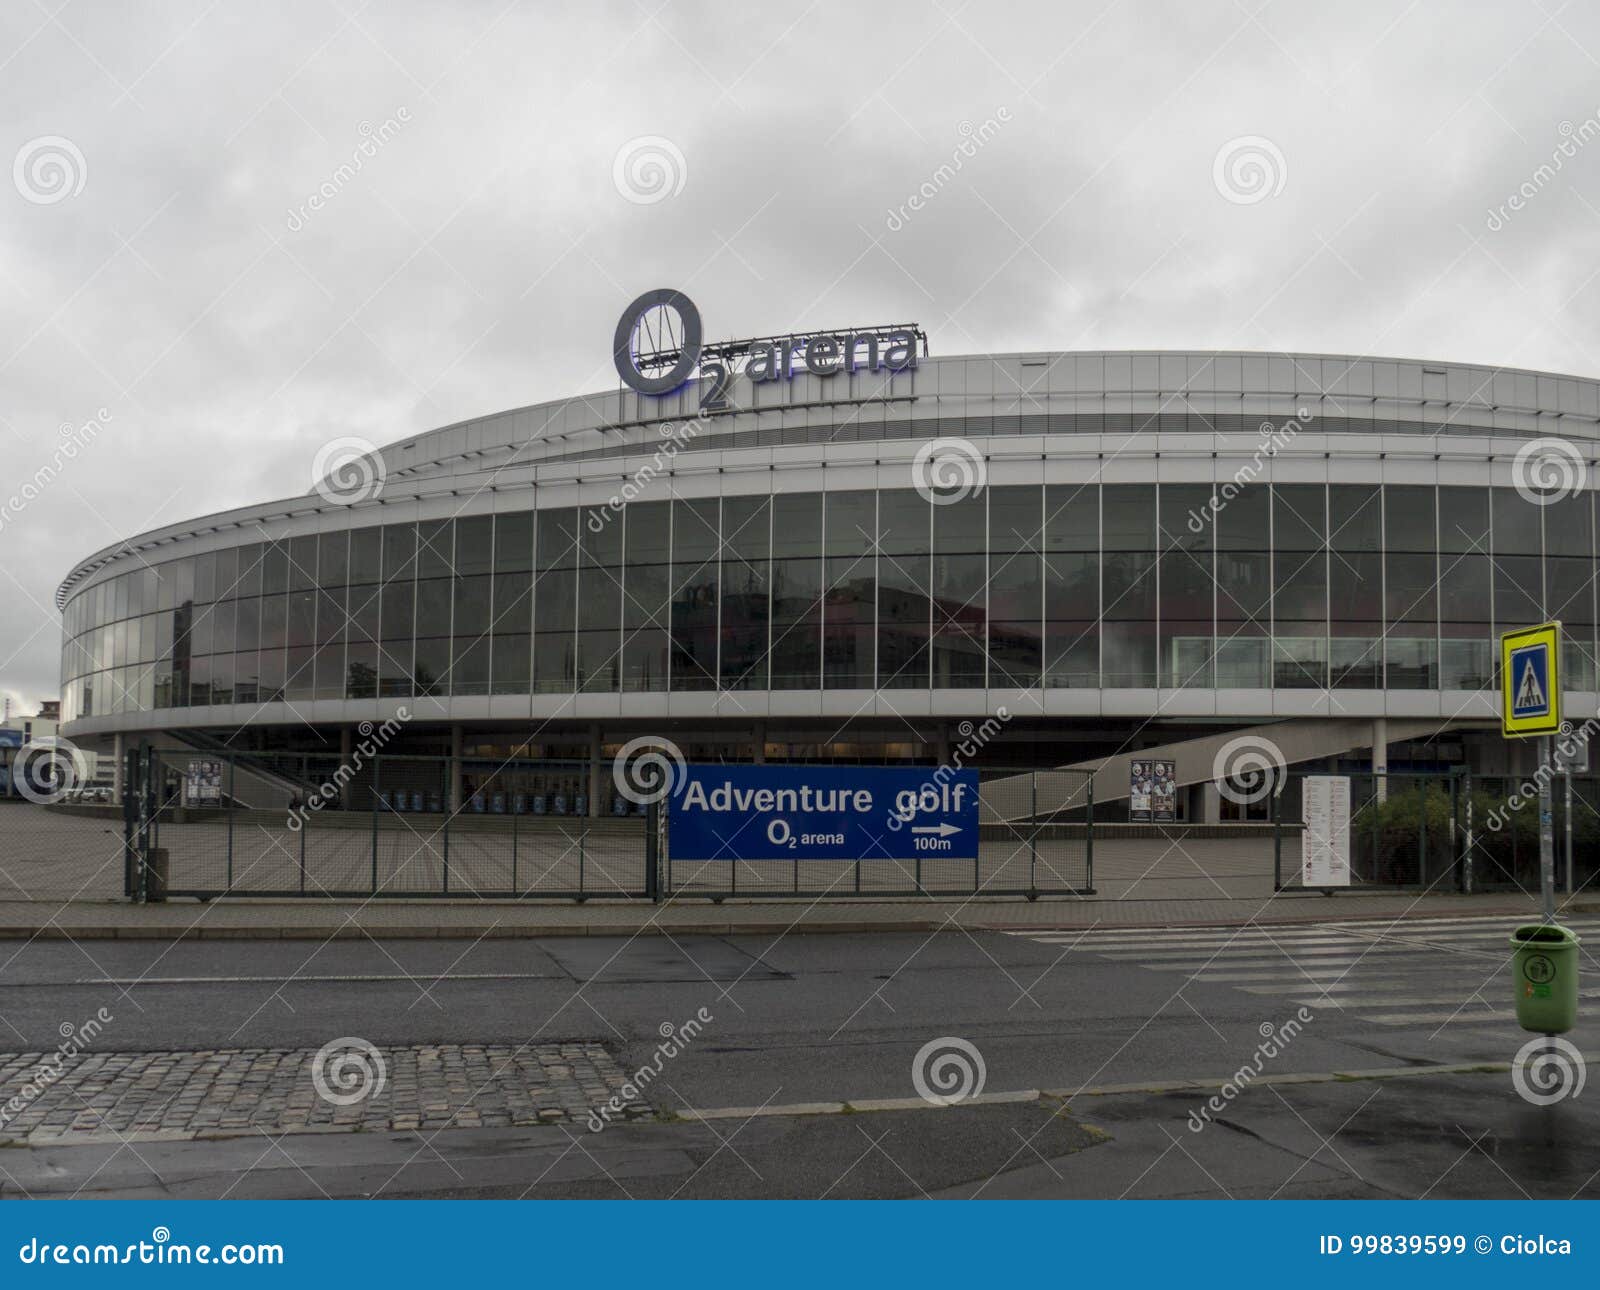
left=1273, top=769, right=1600, bottom=893
left=1458, top=771, right=1600, bottom=893
left=121, top=750, right=1098, bottom=901
left=122, top=748, right=654, bottom=900
left=124, top=752, right=1600, bottom=901
left=662, top=767, right=1095, bottom=899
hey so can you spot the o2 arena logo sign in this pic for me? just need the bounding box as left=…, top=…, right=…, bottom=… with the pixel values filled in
left=612, top=288, right=920, bottom=413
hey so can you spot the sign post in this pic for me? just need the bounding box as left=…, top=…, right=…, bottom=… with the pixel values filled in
left=1501, top=622, right=1562, bottom=923
left=1552, top=729, right=1587, bottom=895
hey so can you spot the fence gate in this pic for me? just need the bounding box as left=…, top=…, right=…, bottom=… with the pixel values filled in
left=121, top=741, right=158, bottom=899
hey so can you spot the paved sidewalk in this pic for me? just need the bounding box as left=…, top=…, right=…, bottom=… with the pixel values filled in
left=0, top=1042, right=640, bottom=1145
left=0, top=888, right=1584, bottom=939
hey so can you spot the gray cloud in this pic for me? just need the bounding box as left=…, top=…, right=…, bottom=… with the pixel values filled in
left=5, top=0, right=1600, bottom=709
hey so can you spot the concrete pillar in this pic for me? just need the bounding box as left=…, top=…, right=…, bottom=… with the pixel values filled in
left=587, top=723, right=603, bottom=818
left=448, top=723, right=462, bottom=813
left=752, top=721, right=766, bottom=765
left=111, top=731, right=126, bottom=801
left=934, top=723, right=952, bottom=765
left=1372, top=718, right=1388, bottom=803
left=339, top=725, right=353, bottom=809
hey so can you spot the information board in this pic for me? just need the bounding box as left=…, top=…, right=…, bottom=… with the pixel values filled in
left=668, top=764, right=980, bottom=861
left=1301, top=775, right=1351, bottom=887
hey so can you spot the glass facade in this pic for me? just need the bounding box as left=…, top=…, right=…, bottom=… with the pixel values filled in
left=58, top=483, right=1600, bottom=722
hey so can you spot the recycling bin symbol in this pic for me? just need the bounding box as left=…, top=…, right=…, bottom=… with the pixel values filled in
left=1523, top=953, right=1557, bottom=985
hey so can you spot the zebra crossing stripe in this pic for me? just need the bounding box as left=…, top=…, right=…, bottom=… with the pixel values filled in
left=1094, top=938, right=1389, bottom=950
left=1100, top=944, right=1435, bottom=960
left=1327, top=918, right=1600, bottom=933
left=1185, top=968, right=1420, bottom=983
left=1186, top=957, right=1452, bottom=971
left=1293, top=988, right=1600, bottom=1010
left=1359, top=1008, right=1517, bottom=1025
left=1004, top=934, right=1356, bottom=947
left=1115, top=959, right=1447, bottom=975
left=1013, top=920, right=1600, bottom=952
left=1142, top=949, right=1463, bottom=969
left=1001, top=915, right=1590, bottom=1032
left=1323, top=917, right=1529, bottom=928
left=1349, top=922, right=1600, bottom=939
left=1077, top=934, right=1370, bottom=949
left=1234, top=977, right=1498, bottom=995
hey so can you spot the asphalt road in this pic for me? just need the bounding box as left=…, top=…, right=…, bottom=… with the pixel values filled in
left=1, top=916, right=1595, bottom=1198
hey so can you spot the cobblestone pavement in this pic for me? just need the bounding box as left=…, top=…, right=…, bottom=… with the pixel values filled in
left=0, top=1043, right=650, bottom=1143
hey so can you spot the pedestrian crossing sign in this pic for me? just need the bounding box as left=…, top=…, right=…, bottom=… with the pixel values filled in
left=1501, top=622, right=1561, bottom=737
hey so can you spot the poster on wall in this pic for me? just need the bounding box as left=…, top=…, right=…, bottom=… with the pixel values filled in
left=1151, top=759, right=1176, bottom=822
left=184, top=759, right=222, bottom=806
left=1130, top=761, right=1151, bottom=821
left=1301, top=775, right=1352, bottom=887
left=1130, top=759, right=1177, bottom=823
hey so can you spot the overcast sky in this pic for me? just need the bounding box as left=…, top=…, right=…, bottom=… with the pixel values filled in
left=5, top=1, right=1600, bottom=712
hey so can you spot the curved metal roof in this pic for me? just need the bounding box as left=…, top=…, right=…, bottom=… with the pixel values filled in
left=55, top=349, right=1600, bottom=608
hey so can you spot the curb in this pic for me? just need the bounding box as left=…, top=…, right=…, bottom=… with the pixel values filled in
left=987, top=903, right=1598, bottom=932
left=674, top=1052, right=1596, bottom=1125
left=0, top=920, right=951, bottom=941
left=0, top=899, right=1588, bottom=941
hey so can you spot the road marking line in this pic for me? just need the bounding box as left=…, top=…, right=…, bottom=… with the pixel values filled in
left=66, top=973, right=563, bottom=985
left=675, top=1053, right=1600, bottom=1122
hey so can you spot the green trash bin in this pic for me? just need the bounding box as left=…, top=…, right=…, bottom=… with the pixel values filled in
left=1509, top=924, right=1580, bottom=1034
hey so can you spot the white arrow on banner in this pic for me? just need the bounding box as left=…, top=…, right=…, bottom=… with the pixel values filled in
left=910, top=823, right=963, bottom=837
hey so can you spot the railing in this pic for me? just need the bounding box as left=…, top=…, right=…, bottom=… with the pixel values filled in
left=1274, top=769, right=1600, bottom=894
left=123, top=751, right=653, bottom=900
